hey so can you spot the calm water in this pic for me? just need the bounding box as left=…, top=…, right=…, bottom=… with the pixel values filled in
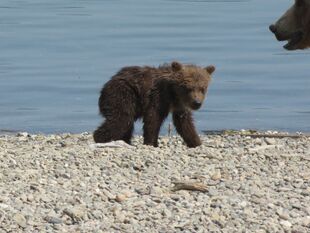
left=0, top=0, right=309, bottom=134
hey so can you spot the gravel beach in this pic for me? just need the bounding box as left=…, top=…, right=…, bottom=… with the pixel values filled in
left=0, top=132, right=309, bottom=233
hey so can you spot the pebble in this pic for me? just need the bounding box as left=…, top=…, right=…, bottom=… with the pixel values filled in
left=63, top=206, right=86, bottom=222
left=265, top=138, right=276, bottom=145
left=211, top=170, right=222, bottom=181
left=115, top=194, right=127, bottom=203
left=44, top=216, right=63, bottom=224
left=277, top=208, right=290, bottom=220
left=0, top=132, right=309, bottom=232
left=114, top=210, right=126, bottom=223
left=280, top=220, right=292, bottom=229
left=17, top=132, right=29, bottom=137
left=301, top=216, right=310, bottom=227
left=13, top=213, right=27, bottom=228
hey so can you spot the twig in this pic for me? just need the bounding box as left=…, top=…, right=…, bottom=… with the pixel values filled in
left=168, top=122, right=172, bottom=137
left=171, top=181, right=208, bottom=192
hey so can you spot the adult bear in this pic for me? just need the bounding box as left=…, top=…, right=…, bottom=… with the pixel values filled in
left=93, top=61, right=215, bottom=148
left=269, top=0, right=310, bottom=50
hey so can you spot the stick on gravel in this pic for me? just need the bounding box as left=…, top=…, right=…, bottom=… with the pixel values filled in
left=171, top=181, right=208, bottom=192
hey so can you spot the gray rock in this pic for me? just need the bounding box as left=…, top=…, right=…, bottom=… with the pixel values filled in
left=300, top=216, right=310, bottom=227
left=277, top=208, right=290, bottom=220
left=265, top=138, right=276, bottom=145
left=44, top=216, right=63, bottom=224
left=63, top=206, right=86, bottom=222
left=280, top=220, right=292, bottom=230
left=13, top=213, right=27, bottom=228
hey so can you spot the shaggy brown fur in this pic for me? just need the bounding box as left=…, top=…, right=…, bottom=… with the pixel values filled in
left=269, top=0, right=310, bottom=50
left=93, top=61, right=215, bottom=148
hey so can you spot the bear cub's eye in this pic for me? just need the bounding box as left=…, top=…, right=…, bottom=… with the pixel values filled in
left=184, top=87, right=193, bottom=93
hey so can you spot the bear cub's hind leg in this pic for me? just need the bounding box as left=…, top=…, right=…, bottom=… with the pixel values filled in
left=93, top=116, right=134, bottom=144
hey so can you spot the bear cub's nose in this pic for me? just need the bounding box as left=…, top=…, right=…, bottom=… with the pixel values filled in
left=269, top=25, right=277, bottom=33
left=192, top=100, right=202, bottom=109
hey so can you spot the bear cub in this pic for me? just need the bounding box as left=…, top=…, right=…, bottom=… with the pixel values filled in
left=93, top=61, right=215, bottom=148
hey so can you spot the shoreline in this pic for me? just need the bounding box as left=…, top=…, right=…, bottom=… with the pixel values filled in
left=1, top=132, right=309, bottom=232
left=1, top=128, right=310, bottom=137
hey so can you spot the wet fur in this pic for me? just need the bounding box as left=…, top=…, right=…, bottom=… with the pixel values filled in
left=93, top=62, right=214, bottom=148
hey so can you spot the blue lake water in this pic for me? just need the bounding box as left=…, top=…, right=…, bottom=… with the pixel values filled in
left=0, top=0, right=309, bottom=134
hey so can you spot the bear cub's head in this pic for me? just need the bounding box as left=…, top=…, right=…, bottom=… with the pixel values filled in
left=170, top=61, right=215, bottom=111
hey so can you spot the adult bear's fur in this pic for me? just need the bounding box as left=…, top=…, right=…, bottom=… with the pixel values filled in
left=93, top=61, right=215, bottom=148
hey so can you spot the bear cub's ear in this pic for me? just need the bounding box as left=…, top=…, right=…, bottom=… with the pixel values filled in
left=205, top=65, right=216, bottom=75
left=171, top=61, right=183, bottom=72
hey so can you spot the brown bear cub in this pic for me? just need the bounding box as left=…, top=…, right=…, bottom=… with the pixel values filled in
left=93, top=61, right=215, bottom=148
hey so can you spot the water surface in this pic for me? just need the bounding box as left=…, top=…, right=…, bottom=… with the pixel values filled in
left=0, top=0, right=309, bottom=134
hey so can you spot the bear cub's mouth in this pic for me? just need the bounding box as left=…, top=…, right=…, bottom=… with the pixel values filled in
left=283, top=31, right=304, bottom=50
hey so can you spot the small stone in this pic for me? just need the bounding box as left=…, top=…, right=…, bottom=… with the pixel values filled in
left=135, top=186, right=150, bottom=195
left=299, top=172, right=310, bottom=180
left=19, top=194, right=27, bottom=202
left=277, top=208, right=290, bottom=220
left=211, top=170, right=221, bottom=181
left=102, top=189, right=115, bottom=200
left=150, top=186, right=163, bottom=196
left=211, top=212, right=225, bottom=228
left=40, top=195, right=52, bottom=203
left=207, top=188, right=219, bottom=197
left=239, top=201, right=247, bottom=208
left=256, top=230, right=266, bottom=233
left=115, top=194, right=127, bottom=203
left=291, top=202, right=302, bottom=210
left=280, top=220, right=292, bottom=229
left=122, top=190, right=134, bottom=198
left=0, top=203, right=9, bottom=209
left=44, top=216, right=63, bottom=224
left=162, top=209, right=172, bottom=218
left=211, top=212, right=221, bottom=221
left=301, top=216, right=310, bottom=227
left=292, top=225, right=307, bottom=233
left=91, top=210, right=103, bottom=220
left=170, top=194, right=181, bottom=201
left=63, top=206, right=86, bottom=222
left=161, top=138, right=169, bottom=145
left=253, top=138, right=263, bottom=145
left=13, top=213, right=27, bottom=228
left=61, top=173, right=71, bottom=179
left=27, top=220, right=40, bottom=227
left=27, top=194, right=34, bottom=202
left=265, top=138, right=276, bottom=145
left=114, top=210, right=125, bottom=223
left=17, top=132, right=29, bottom=137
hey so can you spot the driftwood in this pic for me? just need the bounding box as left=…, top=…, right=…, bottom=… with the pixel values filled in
left=171, top=181, right=208, bottom=192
